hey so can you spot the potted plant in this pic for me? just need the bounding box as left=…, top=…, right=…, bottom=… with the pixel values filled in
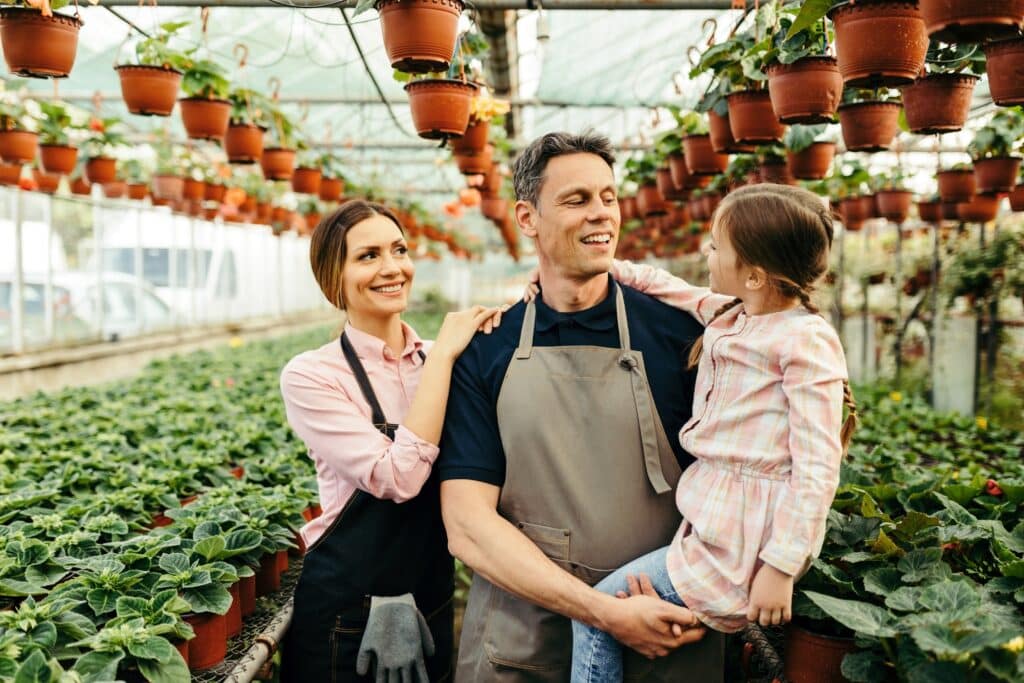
left=957, top=193, right=1001, bottom=223
left=81, top=117, right=126, bottom=185
left=720, top=7, right=788, bottom=145
left=297, top=196, right=323, bottom=235
left=114, top=21, right=189, bottom=118
left=900, top=40, right=984, bottom=135
left=872, top=169, right=913, bottom=223
left=151, top=139, right=186, bottom=202
left=917, top=194, right=942, bottom=222
left=0, top=159, right=22, bottom=186
left=677, top=111, right=727, bottom=177
left=758, top=144, right=795, bottom=185
left=921, top=0, right=1024, bottom=43
left=224, top=87, right=270, bottom=164
left=122, top=158, right=149, bottom=200
left=36, top=100, right=80, bottom=174
left=0, top=0, right=82, bottom=78
left=260, top=103, right=302, bottom=181
left=1011, top=165, right=1024, bottom=212
left=452, top=88, right=507, bottom=158
left=783, top=124, right=834, bottom=181
left=837, top=87, right=902, bottom=152
left=0, top=96, right=38, bottom=164
left=178, top=53, right=231, bottom=141
left=355, top=0, right=463, bottom=74
left=31, top=164, right=59, bottom=194
left=316, top=152, right=345, bottom=202
left=689, top=30, right=757, bottom=155
left=625, top=152, right=667, bottom=218
left=937, top=163, right=976, bottom=203
left=764, top=6, right=843, bottom=125
left=826, top=0, right=929, bottom=87
left=967, top=108, right=1024, bottom=195
left=983, top=36, right=1024, bottom=107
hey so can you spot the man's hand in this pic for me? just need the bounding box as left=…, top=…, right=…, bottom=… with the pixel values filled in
left=746, top=563, right=794, bottom=627
left=597, top=591, right=706, bottom=659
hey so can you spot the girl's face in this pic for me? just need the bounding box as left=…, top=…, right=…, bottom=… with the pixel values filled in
left=340, top=214, right=414, bottom=319
left=704, top=219, right=750, bottom=298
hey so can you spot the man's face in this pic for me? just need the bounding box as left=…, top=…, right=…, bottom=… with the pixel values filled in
left=519, top=153, right=620, bottom=281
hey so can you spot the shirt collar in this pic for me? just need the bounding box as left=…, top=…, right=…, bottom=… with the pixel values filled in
left=343, top=321, right=425, bottom=362
left=534, top=274, right=618, bottom=333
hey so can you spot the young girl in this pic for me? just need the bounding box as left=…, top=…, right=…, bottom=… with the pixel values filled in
left=569, top=183, right=858, bottom=682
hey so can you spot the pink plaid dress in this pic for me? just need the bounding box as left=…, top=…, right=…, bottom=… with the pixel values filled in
left=616, top=260, right=847, bottom=632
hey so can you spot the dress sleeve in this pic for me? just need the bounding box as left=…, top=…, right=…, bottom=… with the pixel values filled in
left=280, top=362, right=439, bottom=503
left=758, top=322, right=847, bottom=577
left=611, top=259, right=734, bottom=326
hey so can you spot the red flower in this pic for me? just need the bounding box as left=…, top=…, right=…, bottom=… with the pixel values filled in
left=986, top=479, right=1004, bottom=497
left=89, top=118, right=105, bottom=133
left=225, top=378, right=235, bottom=388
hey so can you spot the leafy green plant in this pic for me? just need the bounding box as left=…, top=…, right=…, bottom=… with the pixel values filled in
left=50, top=556, right=149, bottom=618
left=125, top=21, right=191, bottom=70
left=0, top=94, right=33, bottom=132
left=71, top=618, right=189, bottom=683
left=922, top=39, right=987, bottom=76
left=757, top=143, right=785, bottom=163
left=944, top=229, right=1024, bottom=306
left=968, top=108, right=1024, bottom=161
left=35, top=101, right=79, bottom=147
left=623, top=153, right=661, bottom=186
left=106, top=590, right=194, bottom=643
left=870, top=168, right=909, bottom=192
left=774, top=3, right=833, bottom=64
left=0, top=539, right=67, bottom=597
left=0, top=596, right=96, bottom=656
left=179, top=54, right=231, bottom=100
left=80, top=118, right=126, bottom=160
left=783, top=123, right=829, bottom=153
left=227, top=87, right=273, bottom=127
left=153, top=552, right=234, bottom=615
left=725, top=154, right=758, bottom=183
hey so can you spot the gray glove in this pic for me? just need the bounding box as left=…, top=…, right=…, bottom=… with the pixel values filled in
left=355, top=593, right=435, bottom=683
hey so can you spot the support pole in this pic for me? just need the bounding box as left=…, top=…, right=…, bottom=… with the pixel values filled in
left=94, top=197, right=106, bottom=342
left=11, top=188, right=25, bottom=354
left=927, top=223, right=940, bottom=405
left=893, top=222, right=903, bottom=384
left=43, top=195, right=55, bottom=344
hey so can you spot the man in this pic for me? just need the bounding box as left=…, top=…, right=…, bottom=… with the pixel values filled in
left=438, top=131, right=725, bottom=681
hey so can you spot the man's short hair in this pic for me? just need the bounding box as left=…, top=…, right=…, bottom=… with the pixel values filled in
left=512, top=130, right=616, bottom=206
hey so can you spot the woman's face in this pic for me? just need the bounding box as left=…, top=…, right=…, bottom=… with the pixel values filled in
left=340, top=214, right=414, bottom=319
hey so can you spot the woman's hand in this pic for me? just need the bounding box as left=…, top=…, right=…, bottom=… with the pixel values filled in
left=747, top=563, right=794, bottom=627
left=432, top=305, right=505, bottom=362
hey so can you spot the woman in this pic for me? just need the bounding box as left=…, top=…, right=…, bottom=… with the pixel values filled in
left=280, top=200, right=502, bottom=682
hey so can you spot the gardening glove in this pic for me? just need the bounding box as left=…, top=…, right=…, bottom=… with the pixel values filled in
left=355, top=593, right=435, bottom=683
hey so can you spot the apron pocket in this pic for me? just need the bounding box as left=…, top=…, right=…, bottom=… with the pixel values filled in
left=329, top=605, right=369, bottom=683
left=483, top=586, right=571, bottom=675
left=516, top=521, right=570, bottom=561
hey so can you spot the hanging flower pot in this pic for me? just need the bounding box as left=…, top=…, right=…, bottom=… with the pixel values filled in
left=876, top=189, right=913, bottom=222
left=726, top=91, right=785, bottom=145
left=260, top=147, right=297, bottom=181
left=921, top=0, right=1024, bottom=43
left=702, top=192, right=722, bottom=218
left=32, top=169, right=59, bottom=194
left=292, top=166, right=323, bottom=194
left=405, top=79, right=478, bottom=140
left=941, top=201, right=959, bottom=221
left=184, top=612, right=227, bottom=670
left=179, top=97, right=231, bottom=142
left=957, top=193, right=1001, bottom=222
left=0, top=130, right=38, bottom=164
left=302, top=212, right=321, bottom=234
left=683, top=134, right=728, bottom=175
left=765, top=57, right=843, bottom=125
left=451, top=119, right=489, bottom=156
left=707, top=110, right=754, bottom=154
left=829, top=1, right=928, bottom=87
left=127, top=183, right=148, bottom=200
left=152, top=174, right=185, bottom=202
left=204, top=182, right=226, bottom=204
left=837, top=101, right=901, bottom=152
left=760, top=160, right=795, bottom=185
left=481, top=196, right=508, bottom=221
left=667, top=153, right=692, bottom=191
left=84, top=157, right=117, bottom=185
left=783, top=625, right=857, bottom=683
left=257, top=201, right=272, bottom=223
left=937, top=168, right=976, bottom=202
left=319, top=176, right=344, bottom=202
left=0, top=162, right=21, bottom=186
left=70, top=176, right=91, bottom=196
left=841, top=196, right=870, bottom=230
left=974, top=157, right=1022, bottom=195
left=917, top=199, right=942, bottom=222
left=115, top=65, right=182, bottom=116
left=455, top=144, right=494, bottom=175
left=376, top=0, right=463, bottom=73
left=39, top=144, right=77, bottom=175
left=900, top=74, right=978, bottom=135
left=983, top=38, right=1024, bottom=106
left=689, top=197, right=708, bottom=222
left=1009, top=184, right=1024, bottom=211
left=636, top=182, right=667, bottom=217
left=619, top=196, right=638, bottom=222
left=656, top=168, right=686, bottom=201
left=0, top=7, right=82, bottom=79
left=225, top=123, right=264, bottom=164
left=786, top=142, right=835, bottom=181
left=103, top=181, right=127, bottom=199
left=182, top=178, right=204, bottom=202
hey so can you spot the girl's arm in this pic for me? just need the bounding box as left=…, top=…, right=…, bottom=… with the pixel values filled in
left=610, top=259, right=734, bottom=326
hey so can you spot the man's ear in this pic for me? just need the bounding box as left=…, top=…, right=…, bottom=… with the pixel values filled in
left=745, top=266, right=768, bottom=292
left=515, top=200, right=538, bottom=239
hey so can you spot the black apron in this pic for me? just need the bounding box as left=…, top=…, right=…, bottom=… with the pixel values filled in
left=282, top=333, right=454, bottom=682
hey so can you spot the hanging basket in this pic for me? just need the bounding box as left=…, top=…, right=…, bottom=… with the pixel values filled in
left=957, top=194, right=1001, bottom=223
left=152, top=174, right=185, bottom=202
left=204, top=182, right=226, bottom=203
left=0, top=7, right=82, bottom=79
left=39, top=144, right=77, bottom=175
left=726, top=90, right=785, bottom=145
left=667, top=153, right=692, bottom=191
left=876, top=189, right=913, bottom=223
left=786, top=142, right=835, bottom=181
left=917, top=199, right=942, bottom=222
left=765, top=57, right=843, bottom=125
left=0, top=129, right=38, bottom=164
left=829, top=1, right=928, bottom=87
left=319, top=176, right=344, bottom=202
left=115, top=64, right=182, bottom=116
left=179, top=97, right=231, bottom=141
left=1009, top=184, right=1024, bottom=212
left=84, top=157, right=117, bottom=185
left=656, top=168, right=686, bottom=201
left=455, top=144, right=494, bottom=175
left=260, top=147, right=297, bottom=181
left=127, top=183, right=148, bottom=201
left=32, top=169, right=60, bottom=194
left=103, top=181, right=127, bottom=199
left=70, top=175, right=91, bottom=196
left=707, top=110, right=754, bottom=154
left=636, top=182, right=667, bottom=217
left=937, top=168, right=976, bottom=202
left=900, top=73, right=978, bottom=135
left=837, top=101, right=901, bottom=152
left=973, top=157, right=1022, bottom=195
left=405, top=79, right=477, bottom=140
left=683, top=134, right=728, bottom=175
left=292, top=166, right=323, bottom=194
left=224, top=123, right=265, bottom=163
left=0, top=162, right=21, bottom=186
left=451, top=119, right=489, bottom=156
left=921, top=0, right=1024, bottom=43
left=182, top=178, right=205, bottom=201
left=376, top=0, right=463, bottom=74
left=760, top=160, right=796, bottom=185
left=983, top=38, right=1024, bottom=107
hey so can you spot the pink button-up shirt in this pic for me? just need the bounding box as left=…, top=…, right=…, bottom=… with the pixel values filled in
left=280, top=322, right=439, bottom=548
left=615, top=260, right=847, bottom=632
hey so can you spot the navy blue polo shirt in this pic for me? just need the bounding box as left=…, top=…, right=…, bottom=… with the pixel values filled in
left=437, top=276, right=705, bottom=486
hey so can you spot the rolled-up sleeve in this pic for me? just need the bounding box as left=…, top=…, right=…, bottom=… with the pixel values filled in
left=612, top=259, right=733, bottom=326
left=758, top=323, right=846, bottom=576
left=280, top=364, right=439, bottom=503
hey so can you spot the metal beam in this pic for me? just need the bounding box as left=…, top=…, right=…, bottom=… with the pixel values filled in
left=95, top=1, right=741, bottom=8
left=476, top=9, right=520, bottom=140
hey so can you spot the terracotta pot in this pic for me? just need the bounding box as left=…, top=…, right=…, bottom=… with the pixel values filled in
left=917, top=199, right=942, bottom=222
left=784, top=625, right=856, bottom=683
left=683, top=134, right=728, bottom=175
left=254, top=553, right=281, bottom=596
left=455, top=144, right=494, bottom=175
left=0, top=8, right=82, bottom=78
left=302, top=212, right=321, bottom=234
left=127, top=183, right=148, bottom=200
left=0, top=130, right=38, bottom=164
left=937, top=169, right=976, bottom=202
left=85, top=157, right=117, bottom=185
left=152, top=174, right=185, bottom=202
left=115, top=64, right=181, bottom=116
left=239, top=574, right=256, bottom=617
left=226, top=582, right=242, bottom=639
left=292, top=166, right=322, bottom=194
left=151, top=197, right=171, bottom=207
left=225, top=123, right=264, bottom=164
left=276, top=549, right=289, bottom=574
left=636, top=183, right=667, bottom=217
left=957, top=194, right=1001, bottom=222
left=1010, top=184, right=1024, bottom=212
left=707, top=110, right=755, bottom=154
left=179, top=97, right=231, bottom=141
left=726, top=90, right=785, bottom=144
left=319, top=176, right=344, bottom=202
left=689, top=197, right=708, bottom=222
left=973, top=157, right=1022, bottom=195
left=182, top=178, right=205, bottom=202
left=901, top=73, right=978, bottom=135
left=32, top=169, right=59, bottom=194
left=702, top=192, right=722, bottom=218
left=204, top=182, right=226, bottom=203
left=451, top=119, right=489, bottom=156
left=829, top=0, right=928, bottom=87
left=0, top=162, right=22, bottom=186
left=39, top=144, right=77, bottom=175
left=619, top=196, right=638, bottom=222
left=838, top=101, right=901, bottom=152
left=760, top=160, right=795, bottom=185
left=656, top=168, right=686, bottom=201
left=841, top=196, right=869, bottom=230
left=202, top=206, right=219, bottom=221
left=922, top=0, right=1024, bottom=43
left=103, top=181, right=127, bottom=199
left=184, top=612, right=227, bottom=670
left=667, top=153, right=692, bottom=191
left=260, top=147, right=296, bottom=181
left=983, top=38, right=1024, bottom=106
left=240, top=195, right=257, bottom=215
left=69, top=176, right=91, bottom=196
left=405, top=79, right=478, bottom=140
left=376, top=0, right=463, bottom=73
left=480, top=196, right=508, bottom=220
left=765, top=57, right=843, bottom=125
left=941, top=201, right=960, bottom=221
left=876, top=189, right=913, bottom=223
left=256, top=201, right=272, bottom=223
left=787, top=142, right=835, bottom=181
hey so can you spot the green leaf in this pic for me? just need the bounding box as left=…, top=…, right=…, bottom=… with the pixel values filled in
left=136, top=644, right=190, bottom=683
left=785, top=0, right=834, bottom=40
left=55, top=610, right=96, bottom=640
left=918, top=580, right=981, bottom=618
left=885, top=585, right=922, bottom=612
left=115, top=596, right=149, bottom=617
left=158, top=553, right=191, bottom=575
left=223, top=529, right=262, bottom=556
left=933, top=492, right=978, bottom=525
left=128, top=635, right=175, bottom=663
left=1001, top=560, right=1024, bottom=579
left=906, top=660, right=973, bottom=682
left=85, top=588, right=119, bottom=615
left=940, top=484, right=981, bottom=506
left=803, top=591, right=898, bottom=638
left=898, top=548, right=943, bottom=583
left=13, top=650, right=51, bottom=683
left=183, top=583, right=232, bottom=614
left=192, top=536, right=225, bottom=562
left=893, top=511, right=941, bottom=540
left=863, top=568, right=902, bottom=597
left=870, top=529, right=901, bottom=557
left=28, top=622, right=57, bottom=649
left=73, top=651, right=123, bottom=683
left=841, top=650, right=888, bottom=682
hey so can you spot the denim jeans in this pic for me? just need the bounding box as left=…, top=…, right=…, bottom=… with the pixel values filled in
left=570, top=546, right=682, bottom=683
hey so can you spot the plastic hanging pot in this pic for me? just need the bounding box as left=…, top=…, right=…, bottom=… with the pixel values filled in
left=983, top=38, right=1024, bottom=106
left=0, top=162, right=22, bottom=186
left=837, top=101, right=901, bottom=152
left=127, top=183, right=148, bottom=200
left=405, top=79, right=478, bottom=140
left=829, top=1, right=928, bottom=87
left=957, top=194, right=1002, bottom=223
left=319, top=176, right=344, bottom=202
left=454, top=143, right=494, bottom=175
left=921, top=0, right=1024, bottom=43
left=84, top=157, right=117, bottom=185
left=900, top=73, right=978, bottom=135
left=152, top=174, right=185, bottom=202
left=39, top=144, right=77, bottom=175
left=759, top=160, right=796, bottom=186
left=103, top=181, right=127, bottom=199
left=204, top=182, right=226, bottom=203
left=115, top=64, right=181, bottom=116
left=765, top=56, right=843, bottom=125
left=635, top=182, right=667, bottom=217
left=618, top=196, right=638, bottom=222
left=786, top=142, right=836, bottom=181
left=725, top=90, right=786, bottom=145
left=70, top=175, right=91, bottom=196
left=0, top=130, right=39, bottom=164
left=682, top=134, right=728, bottom=175
left=656, top=168, right=686, bottom=201
left=667, top=153, right=692, bottom=191
left=32, top=169, right=60, bottom=194
left=451, top=119, right=489, bottom=156
left=182, top=178, right=205, bottom=202
left=1009, top=184, right=1024, bottom=212
left=179, top=97, right=231, bottom=141
left=917, top=199, right=942, bottom=223
left=225, top=123, right=265, bottom=164
left=707, top=110, right=755, bottom=154
left=0, top=7, right=82, bottom=79
left=973, top=157, right=1022, bottom=195
left=876, top=189, right=914, bottom=223
left=937, top=168, right=976, bottom=203
left=260, top=147, right=297, bottom=181
left=376, top=0, right=463, bottom=74
left=292, top=166, right=323, bottom=194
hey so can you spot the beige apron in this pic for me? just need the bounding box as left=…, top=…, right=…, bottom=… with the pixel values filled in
left=455, top=284, right=725, bottom=682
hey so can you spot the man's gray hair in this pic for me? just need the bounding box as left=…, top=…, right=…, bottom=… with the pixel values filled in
left=512, top=130, right=616, bottom=206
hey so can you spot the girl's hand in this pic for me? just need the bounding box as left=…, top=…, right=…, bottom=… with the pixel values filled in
left=522, top=267, right=540, bottom=303
left=432, top=305, right=504, bottom=361
left=747, top=563, right=794, bottom=627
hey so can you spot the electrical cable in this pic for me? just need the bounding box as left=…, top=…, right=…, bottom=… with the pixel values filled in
left=104, top=6, right=151, bottom=38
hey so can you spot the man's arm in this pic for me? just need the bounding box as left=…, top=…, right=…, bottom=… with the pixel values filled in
left=441, top=479, right=705, bottom=659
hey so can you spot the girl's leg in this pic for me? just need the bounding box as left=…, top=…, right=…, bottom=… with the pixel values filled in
left=570, top=547, right=680, bottom=683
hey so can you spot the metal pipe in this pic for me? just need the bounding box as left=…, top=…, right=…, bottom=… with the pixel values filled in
left=43, top=194, right=55, bottom=344
left=134, top=206, right=145, bottom=335
left=93, top=196, right=106, bottom=342
left=95, top=0, right=741, bottom=9
left=224, top=600, right=294, bottom=683
left=11, top=188, right=25, bottom=354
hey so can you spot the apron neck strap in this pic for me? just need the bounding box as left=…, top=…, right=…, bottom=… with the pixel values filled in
left=613, top=282, right=631, bottom=352
left=515, top=281, right=631, bottom=359
left=340, top=332, right=392, bottom=436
